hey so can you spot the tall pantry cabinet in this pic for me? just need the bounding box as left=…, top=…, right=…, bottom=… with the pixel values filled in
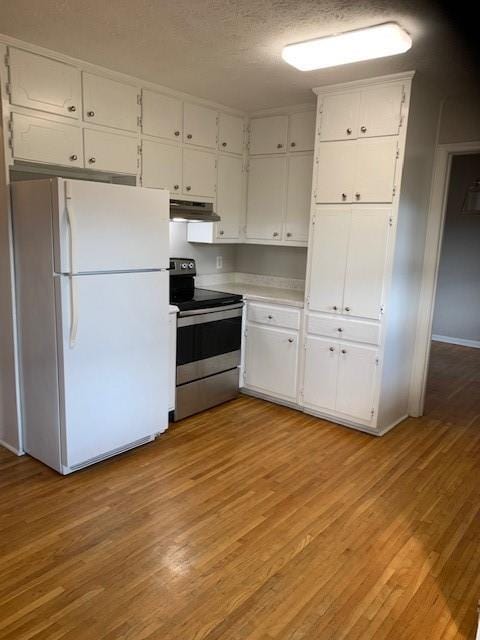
left=300, top=72, right=440, bottom=434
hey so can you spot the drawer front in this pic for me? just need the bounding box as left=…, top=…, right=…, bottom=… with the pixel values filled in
left=247, top=302, right=301, bottom=330
left=307, top=314, right=380, bottom=345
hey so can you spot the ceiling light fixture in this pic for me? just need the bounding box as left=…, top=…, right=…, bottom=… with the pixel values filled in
left=282, top=22, right=412, bottom=71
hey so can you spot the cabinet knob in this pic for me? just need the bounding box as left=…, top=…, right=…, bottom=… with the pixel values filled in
left=346, top=127, right=352, bottom=135
left=355, top=193, right=361, bottom=200
left=341, top=349, right=347, bottom=354
left=173, top=184, right=179, bottom=190
left=273, top=232, right=279, bottom=237
left=222, top=142, right=227, bottom=147
left=69, top=154, right=78, bottom=161
left=277, top=143, right=283, bottom=149
left=337, top=328, right=343, bottom=332
left=345, top=306, right=351, bottom=312
left=286, top=232, right=292, bottom=238
left=88, top=157, right=96, bottom=164
left=68, top=105, right=76, bottom=112
left=267, top=315, right=273, bottom=320
left=360, top=126, right=367, bottom=133
left=290, top=142, right=296, bottom=147
left=288, top=338, right=294, bottom=343
left=174, top=130, right=180, bottom=137
left=185, top=185, right=191, bottom=191
left=219, top=230, right=225, bottom=235
left=187, top=134, right=193, bottom=139
left=87, top=110, right=95, bottom=117
left=333, top=305, right=338, bottom=311
left=329, top=346, right=335, bottom=352
left=341, top=193, right=347, bottom=201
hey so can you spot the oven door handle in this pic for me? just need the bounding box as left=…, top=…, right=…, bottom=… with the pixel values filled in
left=177, top=304, right=243, bottom=327
left=178, top=302, right=244, bottom=317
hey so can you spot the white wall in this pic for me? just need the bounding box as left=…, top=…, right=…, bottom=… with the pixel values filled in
left=169, top=222, right=236, bottom=275
left=432, top=153, right=480, bottom=343
left=438, top=92, right=480, bottom=144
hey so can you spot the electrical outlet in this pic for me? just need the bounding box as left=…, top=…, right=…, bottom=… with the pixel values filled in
left=216, top=256, right=223, bottom=270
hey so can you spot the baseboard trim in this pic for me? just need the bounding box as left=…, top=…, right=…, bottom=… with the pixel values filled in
left=0, top=438, right=24, bottom=456
left=240, top=388, right=301, bottom=411
left=432, top=335, right=480, bottom=349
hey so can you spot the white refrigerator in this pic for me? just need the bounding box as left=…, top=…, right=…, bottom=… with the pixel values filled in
left=12, top=178, right=170, bottom=474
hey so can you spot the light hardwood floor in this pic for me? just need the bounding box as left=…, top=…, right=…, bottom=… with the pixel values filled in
left=0, top=341, right=479, bottom=639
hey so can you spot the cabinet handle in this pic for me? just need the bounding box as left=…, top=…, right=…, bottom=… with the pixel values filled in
left=187, top=134, right=193, bottom=139
left=345, top=306, right=351, bottom=312
left=277, top=143, right=283, bottom=149
left=173, top=184, right=179, bottom=190
left=290, top=142, right=296, bottom=147
left=88, top=157, right=96, bottom=164
left=69, top=154, right=78, bottom=161
left=185, top=186, right=191, bottom=191
left=219, top=230, right=225, bottom=235
left=288, top=338, right=294, bottom=343
left=174, top=130, right=180, bottom=137
left=222, top=142, right=227, bottom=147
left=329, top=346, right=335, bottom=352
left=286, top=232, right=292, bottom=237
left=267, top=315, right=273, bottom=320
left=346, top=127, right=352, bottom=135
left=355, top=193, right=361, bottom=200
left=360, top=126, right=367, bottom=133
left=87, top=110, right=95, bottom=117
left=68, top=105, right=76, bottom=112
left=341, top=193, right=347, bottom=201
left=337, top=328, right=343, bottom=332
left=341, top=349, right=347, bottom=354
left=273, top=232, right=279, bottom=237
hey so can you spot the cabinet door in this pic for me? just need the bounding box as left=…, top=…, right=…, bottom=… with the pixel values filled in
left=244, top=324, right=298, bottom=400
left=183, top=103, right=218, bottom=149
left=216, top=155, right=244, bottom=239
left=83, top=73, right=138, bottom=132
left=354, top=137, right=397, bottom=203
left=358, top=84, right=403, bottom=138
left=246, top=156, right=287, bottom=241
left=182, top=148, right=216, bottom=198
left=218, top=113, right=244, bottom=155
left=142, top=140, right=182, bottom=195
left=315, top=140, right=356, bottom=204
left=302, top=335, right=338, bottom=411
left=249, top=116, right=288, bottom=155
left=12, top=113, right=83, bottom=168
left=142, top=90, right=183, bottom=141
left=84, top=129, right=138, bottom=174
left=318, top=92, right=360, bottom=141
left=307, top=211, right=349, bottom=314
left=285, top=153, right=313, bottom=242
left=336, top=344, right=378, bottom=421
left=343, top=208, right=390, bottom=319
left=288, top=111, right=316, bottom=152
left=8, top=48, right=81, bottom=119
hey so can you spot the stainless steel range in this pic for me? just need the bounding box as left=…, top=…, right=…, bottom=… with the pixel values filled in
left=169, top=258, right=243, bottom=421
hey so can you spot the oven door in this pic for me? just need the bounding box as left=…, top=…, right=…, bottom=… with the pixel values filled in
left=176, top=303, right=243, bottom=385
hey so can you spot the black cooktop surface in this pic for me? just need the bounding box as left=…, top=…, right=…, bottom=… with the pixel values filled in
left=173, top=288, right=243, bottom=312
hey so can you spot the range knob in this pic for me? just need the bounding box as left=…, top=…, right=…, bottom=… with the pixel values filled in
left=181, top=263, right=188, bottom=269
left=188, top=262, right=194, bottom=269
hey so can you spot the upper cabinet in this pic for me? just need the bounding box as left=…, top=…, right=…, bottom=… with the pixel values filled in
left=142, top=90, right=183, bottom=141
left=215, top=155, right=244, bottom=239
left=249, top=115, right=288, bottom=155
left=82, top=73, right=139, bottom=132
left=285, top=153, right=313, bottom=242
left=218, top=113, right=244, bottom=155
left=83, top=129, right=138, bottom=174
left=246, top=156, right=287, bottom=241
left=288, top=111, right=316, bottom=152
left=142, top=139, right=182, bottom=195
left=318, top=84, right=404, bottom=141
left=7, top=48, right=81, bottom=119
left=183, top=103, right=217, bottom=149
left=182, top=148, right=216, bottom=198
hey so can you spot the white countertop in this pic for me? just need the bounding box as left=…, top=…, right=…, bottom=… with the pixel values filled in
left=204, top=282, right=305, bottom=308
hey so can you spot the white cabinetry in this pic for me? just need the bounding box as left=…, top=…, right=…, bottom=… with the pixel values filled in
left=288, top=111, right=316, bottom=151
left=83, top=128, right=138, bottom=174
left=218, top=113, right=244, bottom=155
left=285, top=153, right=313, bottom=242
left=243, top=302, right=301, bottom=403
left=246, top=156, right=286, bottom=241
left=249, top=116, right=288, bottom=155
left=82, top=73, right=139, bottom=132
left=315, top=137, right=398, bottom=204
left=142, top=139, right=182, bottom=194
left=7, top=48, right=81, bottom=119
left=182, top=148, right=216, bottom=198
left=142, top=90, right=183, bottom=141
left=183, top=103, right=217, bottom=149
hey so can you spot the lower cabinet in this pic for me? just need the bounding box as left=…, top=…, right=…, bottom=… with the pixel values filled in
left=302, top=333, right=379, bottom=423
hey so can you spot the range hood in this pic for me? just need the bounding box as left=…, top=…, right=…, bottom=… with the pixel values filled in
left=170, top=199, right=220, bottom=223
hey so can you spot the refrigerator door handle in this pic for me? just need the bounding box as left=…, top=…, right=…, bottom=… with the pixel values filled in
left=65, top=181, right=77, bottom=274
left=69, top=276, right=78, bottom=348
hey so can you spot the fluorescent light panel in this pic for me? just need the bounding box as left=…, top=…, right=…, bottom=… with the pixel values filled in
left=282, top=22, right=412, bottom=71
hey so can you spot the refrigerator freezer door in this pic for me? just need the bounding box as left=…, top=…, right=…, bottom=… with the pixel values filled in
left=54, top=179, right=169, bottom=274
left=56, top=270, right=169, bottom=470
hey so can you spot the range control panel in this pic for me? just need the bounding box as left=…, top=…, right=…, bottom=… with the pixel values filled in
left=169, top=257, right=197, bottom=277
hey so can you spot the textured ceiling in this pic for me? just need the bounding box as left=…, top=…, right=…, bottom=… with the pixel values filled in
left=0, top=0, right=477, bottom=111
